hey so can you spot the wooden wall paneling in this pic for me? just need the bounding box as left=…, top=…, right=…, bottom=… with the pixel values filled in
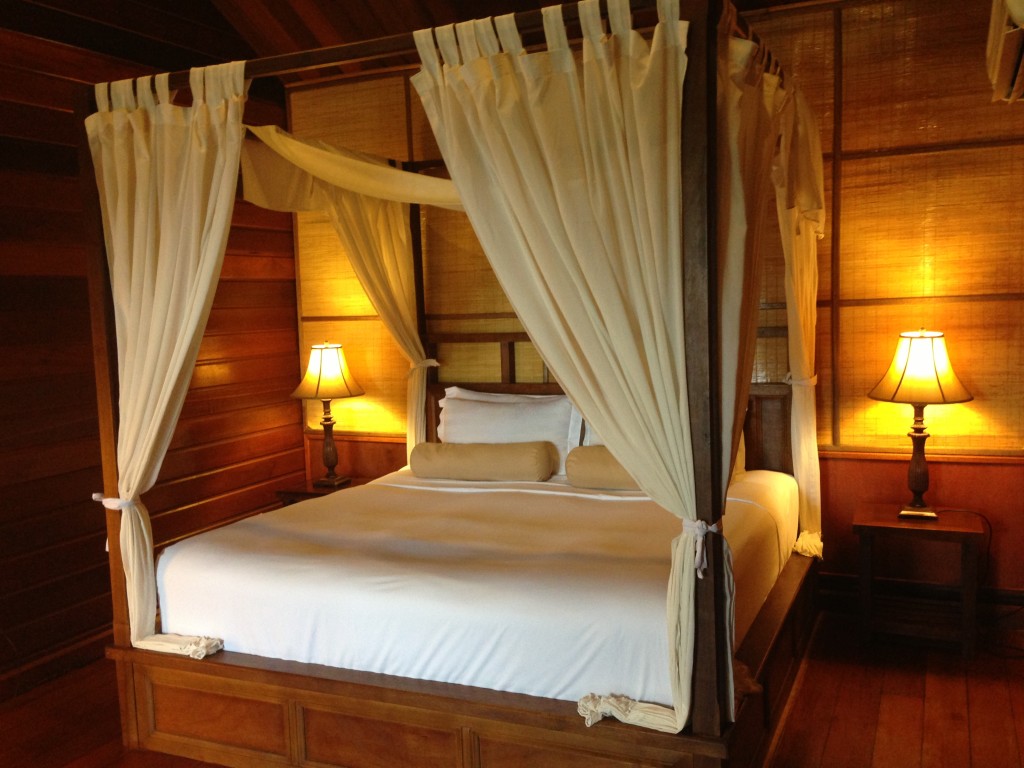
left=819, top=455, right=1023, bottom=592
left=0, top=11, right=295, bottom=696
left=815, top=305, right=834, bottom=446
left=295, top=211, right=377, bottom=317
left=0, top=59, right=108, bottom=693
left=409, top=75, right=441, bottom=162
left=303, top=434, right=408, bottom=483
left=0, top=31, right=145, bottom=101
left=91, top=193, right=305, bottom=659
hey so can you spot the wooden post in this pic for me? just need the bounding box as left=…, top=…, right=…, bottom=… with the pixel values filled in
left=75, top=83, right=128, bottom=647
left=76, top=82, right=140, bottom=748
left=680, top=0, right=730, bottom=744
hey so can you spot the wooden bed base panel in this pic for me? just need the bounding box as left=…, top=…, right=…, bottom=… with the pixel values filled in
left=106, top=553, right=815, bottom=768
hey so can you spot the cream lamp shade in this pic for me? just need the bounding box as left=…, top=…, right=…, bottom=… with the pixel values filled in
left=292, top=342, right=364, bottom=401
left=868, top=330, right=972, bottom=516
left=868, top=330, right=972, bottom=407
left=292, top=343, right=364, bottom=487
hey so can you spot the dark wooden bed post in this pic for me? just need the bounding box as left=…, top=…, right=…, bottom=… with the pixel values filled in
left=75, top=84, right=127, bottom=648
left=76, top=82, right=140, bottom=746
left=680, top=0, right=730, bottom=745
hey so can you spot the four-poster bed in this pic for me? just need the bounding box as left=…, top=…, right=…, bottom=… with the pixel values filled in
left=81, top=0, right=823, bottom=766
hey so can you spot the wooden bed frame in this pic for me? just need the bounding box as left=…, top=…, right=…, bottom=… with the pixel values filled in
left=102, top=380, right=813, bottom=768
left=82, top=2, right=818, bottom=766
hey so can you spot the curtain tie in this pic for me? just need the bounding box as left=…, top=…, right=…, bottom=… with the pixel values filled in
left=92, top=493, right=134, bottom=511
left=682, top=519, right=721, bottom=578
left=409, top=358, right=440, bottom=379
left=785, top=372, right=817, bottom=387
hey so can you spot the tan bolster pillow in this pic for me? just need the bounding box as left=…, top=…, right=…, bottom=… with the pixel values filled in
left=565, top=445, right=640, bottom=490
left=410, top=441, right=557, bottom=482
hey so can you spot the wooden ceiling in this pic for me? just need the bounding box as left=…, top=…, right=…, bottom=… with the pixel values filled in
left=2, top=0, right=785, bottom=99
left=4, top=1, right=783, bottom=72
left=210, top=0, right=550, bottom=60
left=2, top=0, right=547, bottom=97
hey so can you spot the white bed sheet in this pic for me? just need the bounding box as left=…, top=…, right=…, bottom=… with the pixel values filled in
left=157, top=468, right=797, bottom=706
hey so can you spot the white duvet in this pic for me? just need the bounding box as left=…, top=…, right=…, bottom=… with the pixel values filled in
left=157, top=469, right=796, bottom=706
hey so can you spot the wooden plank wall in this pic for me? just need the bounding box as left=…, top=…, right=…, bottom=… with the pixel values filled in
left=0, top=29, right=303, bottom=698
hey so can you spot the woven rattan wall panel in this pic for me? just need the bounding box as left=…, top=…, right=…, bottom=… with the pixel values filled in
left=300, top=317, right=410, bottom=436
left=289, top=76, right=410, bottom=161
left=421, top=206, right=513, bottom=320
left=839, top=146, right=1024, bottom=302
left=751, top=0, right=1024, bottom=454
left=289, top=71, right=523, bottom=430
left=842, top=0, right=1022, bottom=153
left=743, top=9, right=836, bottom=154
left=839, top=300, right=1019, bottom=453
left=289, top=76, right=412, bottom=435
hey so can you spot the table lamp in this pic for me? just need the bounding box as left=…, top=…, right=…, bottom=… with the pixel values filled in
left=868, top=329, right=972, bottom=518
left=292, top=342, right=364, bottom=487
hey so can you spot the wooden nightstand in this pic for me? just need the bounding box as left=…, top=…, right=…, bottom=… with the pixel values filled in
left=275, top=477, right=372, bottom=506
left=853, top=504, right=985, bottom=657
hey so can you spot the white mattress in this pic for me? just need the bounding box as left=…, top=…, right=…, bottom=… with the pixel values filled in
left=157, top=468, right=797, bottom=706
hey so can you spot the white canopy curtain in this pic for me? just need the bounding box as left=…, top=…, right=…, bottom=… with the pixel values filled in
left=239, top=126, right=460, bottom=456
left=717, top=23, right=784, bottom=494
left=774, top=87, right=825, bottom=554
left=718, top=0, right=824, bottom=554
left=86, top=61, right=248, bottom=656
left=413, top=0, right=716, bottom=733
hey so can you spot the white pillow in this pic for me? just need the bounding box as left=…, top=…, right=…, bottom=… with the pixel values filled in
left=579, top=411, right=604, bottom=447
left=440, top=386, right=560, bottom=403
left=438, top=391, right=576, bottom=474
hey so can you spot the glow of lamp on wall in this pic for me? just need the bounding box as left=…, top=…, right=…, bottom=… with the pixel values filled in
left=291, top=342, right=364, bottom=488
left=867, top=329, right=972, bottom=519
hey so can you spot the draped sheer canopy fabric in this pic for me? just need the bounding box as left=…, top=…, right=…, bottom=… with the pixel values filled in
left=412, top=0, right=711, bottom=733
left=717, top=5, right=824, bottom=552
left=411, top=0, right=824, bottom=730
left=774, top=87, right=825, bottom=553
left=240, top=127, right=448, bottom=455
left=86, top=61, right=248, bottom=656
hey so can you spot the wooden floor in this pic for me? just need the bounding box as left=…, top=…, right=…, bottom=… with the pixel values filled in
left=766, top=610, right=1024, bottom=768
left=2, top=610, right=1022, bottom=767
left=0, top=658, right=214, bottom=768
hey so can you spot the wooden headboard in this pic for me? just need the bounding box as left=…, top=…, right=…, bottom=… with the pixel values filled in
left=425, top=380, right=793, bottom=475
left=743, top=382, right=793, bottom=475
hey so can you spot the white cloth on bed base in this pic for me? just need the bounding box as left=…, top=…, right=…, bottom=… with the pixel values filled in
left=135, top=633, right=223, bottom=659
